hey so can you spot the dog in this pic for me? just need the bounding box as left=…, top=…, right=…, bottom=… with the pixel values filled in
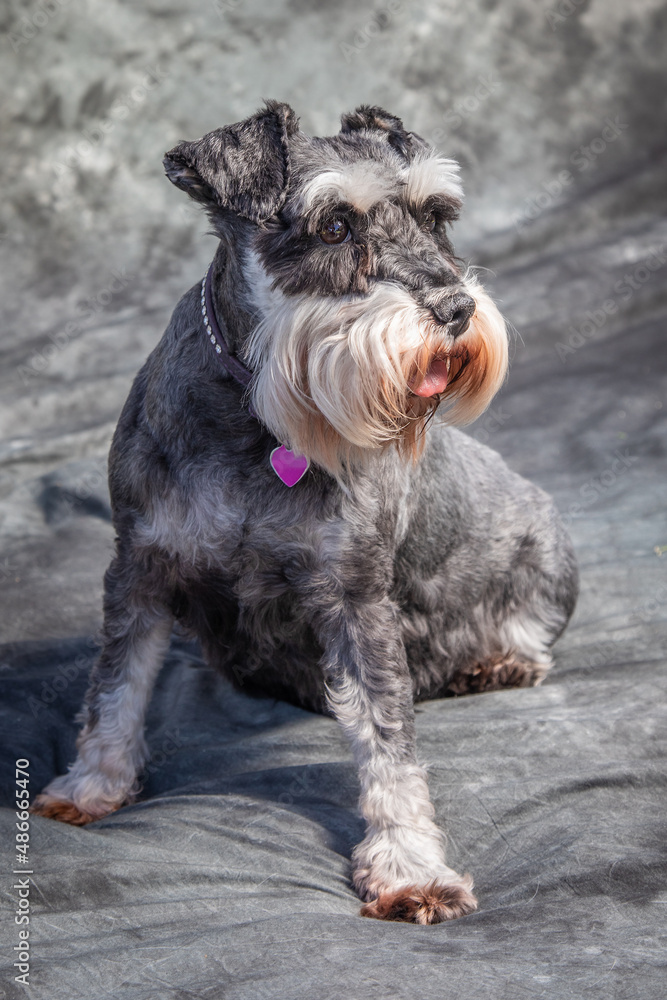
left=32, top=102, right=578, bottom=924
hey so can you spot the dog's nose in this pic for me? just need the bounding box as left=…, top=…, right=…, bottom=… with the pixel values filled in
left=430, top=293, right=475, bottom=338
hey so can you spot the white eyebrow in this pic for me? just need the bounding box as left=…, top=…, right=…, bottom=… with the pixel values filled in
left=298, top=152, right=463, bottom=216
left=401, top=153, right=463, bottom=204
left=299, top=161, right=402, bottom=214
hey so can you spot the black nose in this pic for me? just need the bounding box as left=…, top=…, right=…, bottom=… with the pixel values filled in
left=430, top=293, right=475, bottom=338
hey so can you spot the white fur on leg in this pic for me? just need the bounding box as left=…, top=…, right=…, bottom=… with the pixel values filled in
left=326, top=671, right=474, bottom=916
left=34, top=616, right=173, bottom=822
left=352, top=759, right=471, bottom=901
left=498, top=606, right=560, bottom=684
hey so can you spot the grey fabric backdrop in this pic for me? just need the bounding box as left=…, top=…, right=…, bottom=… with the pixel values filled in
left=1, top=1, right=666, bottom=998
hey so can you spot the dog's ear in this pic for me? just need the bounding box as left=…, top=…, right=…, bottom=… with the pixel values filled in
left=340, top=105, right=414, bottom=157
left=164, top=100, right=299, bottom=223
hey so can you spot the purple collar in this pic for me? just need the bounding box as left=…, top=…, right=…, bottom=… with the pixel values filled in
left=200, top=265, right=311, bottom=488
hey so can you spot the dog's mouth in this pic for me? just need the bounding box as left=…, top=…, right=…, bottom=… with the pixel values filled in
left=409, top=356, right=451, bottom=398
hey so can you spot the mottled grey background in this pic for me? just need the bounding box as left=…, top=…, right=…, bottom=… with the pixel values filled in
left=1, top=1, right=666, bottom=998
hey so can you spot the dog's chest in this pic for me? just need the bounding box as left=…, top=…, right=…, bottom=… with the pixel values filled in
left=138, top=458, right=406, bottom=609
left=138, top=465, right=340, bottom=581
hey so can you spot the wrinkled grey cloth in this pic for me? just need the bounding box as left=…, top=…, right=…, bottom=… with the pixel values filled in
left=1, top=1, right=666, bottom=998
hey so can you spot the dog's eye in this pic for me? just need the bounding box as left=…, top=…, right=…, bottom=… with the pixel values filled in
left=422, top=211, right=437, bottom=233
left=318, top=218, right=350, bottom=245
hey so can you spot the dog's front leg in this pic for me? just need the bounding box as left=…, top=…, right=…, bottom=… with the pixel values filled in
left=314, top=593, right=477, bottom=923
left=32, top=553, right=173, bottom=825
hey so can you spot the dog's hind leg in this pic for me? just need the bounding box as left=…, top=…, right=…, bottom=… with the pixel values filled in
left=311, top=589, right=477, bottom=924
left=447, top=613, right=555, bottom=695
left=447, top=511, right=579, bottom=696
left=32, top=549, right=173, bottom=825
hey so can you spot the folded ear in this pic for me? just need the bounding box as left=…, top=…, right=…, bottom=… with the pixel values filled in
left=340, top=104, right=414, bottom=158
left=164, top=100, right=299, bottom=223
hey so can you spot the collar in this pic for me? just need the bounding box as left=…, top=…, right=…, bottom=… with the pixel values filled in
left=199, top=264, right=311, bottom=488
left=201, top=265, right=254, bottom=390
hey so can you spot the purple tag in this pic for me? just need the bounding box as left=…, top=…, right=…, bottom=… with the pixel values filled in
left=270, top=445, right=310, bottom=487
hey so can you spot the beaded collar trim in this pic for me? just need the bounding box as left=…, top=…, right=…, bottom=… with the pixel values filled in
left=200, top=266, right=253, bottom=389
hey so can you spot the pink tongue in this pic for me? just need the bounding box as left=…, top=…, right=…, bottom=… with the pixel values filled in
left=410, top=358, right=449, bottom=397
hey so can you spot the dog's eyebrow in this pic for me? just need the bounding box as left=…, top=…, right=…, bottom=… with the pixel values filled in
left=401, top=154, right=463, bottom=206
left=298, top=154, right=463, bottom=217
left=299, top=162, right=401, bottom=214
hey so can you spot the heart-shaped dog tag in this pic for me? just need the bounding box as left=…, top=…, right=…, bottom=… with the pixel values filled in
left=270, top=445, right=310, bottom=487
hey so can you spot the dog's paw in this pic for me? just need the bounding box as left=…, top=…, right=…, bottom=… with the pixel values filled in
left=360, top=878, right=477, bottom=924
left=30, top=792, right=120, bottom=826
left=447, top=652, right=550, bottom=695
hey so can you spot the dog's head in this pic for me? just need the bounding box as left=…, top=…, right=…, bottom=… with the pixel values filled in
left=165, top=101, right=508, bottom=477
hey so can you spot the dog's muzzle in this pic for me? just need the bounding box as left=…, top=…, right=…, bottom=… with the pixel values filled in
left=409, top=290, right=475, bottom=398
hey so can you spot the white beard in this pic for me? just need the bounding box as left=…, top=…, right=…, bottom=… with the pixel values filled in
left=243, top=253, right=508, bottom=478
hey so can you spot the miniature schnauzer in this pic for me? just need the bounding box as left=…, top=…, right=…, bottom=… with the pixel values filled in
left=33, top=102, right=578, bottom=924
